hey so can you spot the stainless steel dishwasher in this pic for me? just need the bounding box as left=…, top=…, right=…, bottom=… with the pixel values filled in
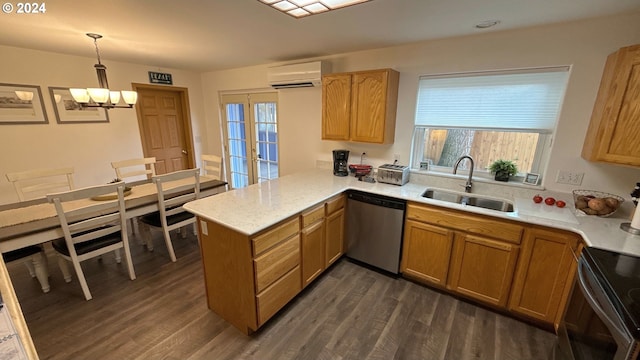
left=345, top=191, right=406, bottom=274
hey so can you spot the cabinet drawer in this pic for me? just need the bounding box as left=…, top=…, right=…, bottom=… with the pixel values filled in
left=254, top=235, right=300, bottom=293
left=252, top=218, right=299, bottom=256
left=325, top=195, right=345, bottom=215
left=407, top=203, right=523, bottom=244
left=256, top=265, right=301, bottom=326
left=301, top=205, right=324, bottom=228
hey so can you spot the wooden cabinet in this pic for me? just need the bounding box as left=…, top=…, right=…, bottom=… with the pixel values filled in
left=198, top=216, right=301, bottom=334
left=401, top=201, right=584, bottom=327
left=301, top=205, right=325, bottom=287
left=401, top=219, right=454, bottom=287
left=402, top=202, right=523, bottom=308
left=322, top=69, right=399, bottom=144
left=509, top=226, right=579, bottom=324
left=448, top=233, right=519, bottom=307
left=325, top=195, right=345, bottom=267
left=582, top=44, right=640, bottom=167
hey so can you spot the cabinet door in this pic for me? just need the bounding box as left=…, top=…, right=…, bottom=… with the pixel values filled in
left=325, top=208, right=344, bottom=267
left=350, top=70, right=396, bottom=143
left=301, top=220, right=325, bottom=287
left=509, top=227, right=579, bottom=324
left=448, top=233, right=519, bottom=307
left=582, top=44, right=640, bottom=166
left=322, top=74, right=352, bottom=141
left=401, top=220, right=454, bottom=287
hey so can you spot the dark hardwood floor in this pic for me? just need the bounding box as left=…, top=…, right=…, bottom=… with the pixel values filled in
left=7, top=230, right=556, bottom=360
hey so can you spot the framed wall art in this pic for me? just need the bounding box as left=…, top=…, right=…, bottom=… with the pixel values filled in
left=0, top=83, right=48, bottom=125
left=48, top=87, right=109, bottom=124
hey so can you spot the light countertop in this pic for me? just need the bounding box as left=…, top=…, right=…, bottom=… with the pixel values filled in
left=184, top=168, right=640, bottom=257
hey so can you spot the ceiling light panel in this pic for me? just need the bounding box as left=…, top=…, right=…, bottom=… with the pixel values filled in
left=261, top=0, right=372, bottom=18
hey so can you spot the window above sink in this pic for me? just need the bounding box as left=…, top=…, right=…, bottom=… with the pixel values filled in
left=409, top=66, right=571, bottom=186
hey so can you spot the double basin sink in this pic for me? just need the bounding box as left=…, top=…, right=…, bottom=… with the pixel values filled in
left=421, top=188, right=514, bottom=213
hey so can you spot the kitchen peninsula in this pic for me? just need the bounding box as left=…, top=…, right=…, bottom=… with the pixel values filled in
left=184, top=168, right=640, bottom=335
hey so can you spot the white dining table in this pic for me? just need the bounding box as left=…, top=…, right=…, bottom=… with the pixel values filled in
left=0, top=176, right=227, bottom=253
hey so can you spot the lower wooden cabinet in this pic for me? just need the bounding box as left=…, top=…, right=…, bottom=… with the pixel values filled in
left=401, top=220, right=454, bottom=287
left=448, top=233, right=519, bottom=307
left=198, top=216, right=302, bottom=335
left=508, top=226, right=579, bottom=324
left=325, top=208, right=345, bottom=267
left=256, top=266, right=301, bottom=325
left=301, top=219, right=325, bottom=287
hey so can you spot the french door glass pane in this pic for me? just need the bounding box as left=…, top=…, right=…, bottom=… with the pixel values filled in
left=226, top=103, right=249, bottom=189
left=254, top=102, right=279, bottom=183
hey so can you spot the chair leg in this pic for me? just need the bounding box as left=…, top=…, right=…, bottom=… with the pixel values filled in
left=192, top=222, right=197, bottom=236
left=58, top=256, right=72, bottom=283
left=130, top=218, right=136, bottom=235
left=24, top=261, right=36, bottom=278
left=69, top=260, right=92, bottom=301
left=139, top=222, right=154, bottom=251
left=180, top=226, right=188, bottom=239
left=30, top=253, right=50, bottom=293
left=163, top=229, right=177, bottom=262
left=114, top=249, right=122, bottom=264
left=122, top=244, right=136, bottom=281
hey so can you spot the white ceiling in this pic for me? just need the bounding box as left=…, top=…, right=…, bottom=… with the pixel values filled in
left=1, top=0, right=639, bottom=72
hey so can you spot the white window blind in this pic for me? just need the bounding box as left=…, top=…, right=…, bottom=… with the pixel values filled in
left=414, top=67, right=570, bottom=132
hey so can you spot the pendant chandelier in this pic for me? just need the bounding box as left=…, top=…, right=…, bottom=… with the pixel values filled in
left=70, top=33, right=138, bottom=109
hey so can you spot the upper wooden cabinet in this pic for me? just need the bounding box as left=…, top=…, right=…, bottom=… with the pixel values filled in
left=582, top=44, right=640, bottom=167
left=322, top=69, right=400, bottom=144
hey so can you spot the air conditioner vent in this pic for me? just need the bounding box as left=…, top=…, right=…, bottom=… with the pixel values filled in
left=267, top=61, right=330, bottom=88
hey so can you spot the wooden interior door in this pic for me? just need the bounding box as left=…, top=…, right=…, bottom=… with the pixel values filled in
left=133, top=84, right=194, bottom=174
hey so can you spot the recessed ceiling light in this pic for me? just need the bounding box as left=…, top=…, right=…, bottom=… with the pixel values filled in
left=260, top=0, right=372, bottom=18
left=475, top=20, right=500, bottom=29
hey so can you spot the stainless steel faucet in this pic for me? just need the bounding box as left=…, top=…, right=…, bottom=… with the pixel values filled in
left=453, top=155, right=475, bottom=193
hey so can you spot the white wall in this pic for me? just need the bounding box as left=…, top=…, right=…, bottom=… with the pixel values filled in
left=0, top=45, right=206, bottom=204
left=201, top=11, right=640, bottom=198
left=2, top=11, right=639, bottom=205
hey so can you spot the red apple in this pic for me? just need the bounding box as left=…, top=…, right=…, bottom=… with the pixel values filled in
left=533, top=194, right=543, bottom=203
left=545, top=197, right=556, bottom=206
left=556, top=200, right=566, bottom=208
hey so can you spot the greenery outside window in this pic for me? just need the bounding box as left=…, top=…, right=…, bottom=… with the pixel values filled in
left=411, top=66, right=570, bottom=182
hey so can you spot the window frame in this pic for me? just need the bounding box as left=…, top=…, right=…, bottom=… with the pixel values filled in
left=410, top=66, right=570, bottom=183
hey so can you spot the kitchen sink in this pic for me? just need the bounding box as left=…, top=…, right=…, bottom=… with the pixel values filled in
left=421, top=188, right=514, bottom=213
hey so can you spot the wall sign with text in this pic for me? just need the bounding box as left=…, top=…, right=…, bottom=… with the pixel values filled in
left=148, top=71, right=173, bottom=85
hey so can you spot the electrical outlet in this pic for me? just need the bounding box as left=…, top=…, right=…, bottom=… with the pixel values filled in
left=556, top=170, right=584, bottom=185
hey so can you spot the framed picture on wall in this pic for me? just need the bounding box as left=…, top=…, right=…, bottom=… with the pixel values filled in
left=48, top=87, right=109, bottom=124
left=0, top=83, right=48, bottom=125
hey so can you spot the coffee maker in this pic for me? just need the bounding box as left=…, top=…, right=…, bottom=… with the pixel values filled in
left=333, top=149, right=349, bottom=176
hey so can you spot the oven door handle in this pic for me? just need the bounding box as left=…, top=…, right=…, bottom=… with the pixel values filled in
left=576, top=257, right=630, bottom=343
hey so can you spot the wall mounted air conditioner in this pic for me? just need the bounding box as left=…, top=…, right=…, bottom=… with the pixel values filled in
left=267, top=61, right=330, bottom=89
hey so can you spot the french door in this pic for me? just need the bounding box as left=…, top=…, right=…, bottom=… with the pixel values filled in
left=220, top=92, right=279, bottom=189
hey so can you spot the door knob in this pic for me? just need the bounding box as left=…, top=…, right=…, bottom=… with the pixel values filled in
left=182, top=149, right=188, bottom=155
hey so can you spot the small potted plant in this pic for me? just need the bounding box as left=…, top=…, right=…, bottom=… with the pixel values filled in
left=489, top=159, right=518, bottom=182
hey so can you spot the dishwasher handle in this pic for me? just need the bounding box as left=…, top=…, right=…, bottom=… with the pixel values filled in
left=347, top=191, right=406, bottom=210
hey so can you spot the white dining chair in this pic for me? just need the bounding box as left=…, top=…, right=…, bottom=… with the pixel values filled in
left=6, top=167, right=75, bottom=202
left=201, top=154, right=222, bottom=180
left=139, top=169, right=200, bottom=262
left=47, top=182, right=136, bottom=301
left=111, top=157, right=157, bottom=182
left=4, top=167, right=75, bottom=293
left=111, top=157, right=156, bottom=235
left=2, top=246, right=50, bottom=293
